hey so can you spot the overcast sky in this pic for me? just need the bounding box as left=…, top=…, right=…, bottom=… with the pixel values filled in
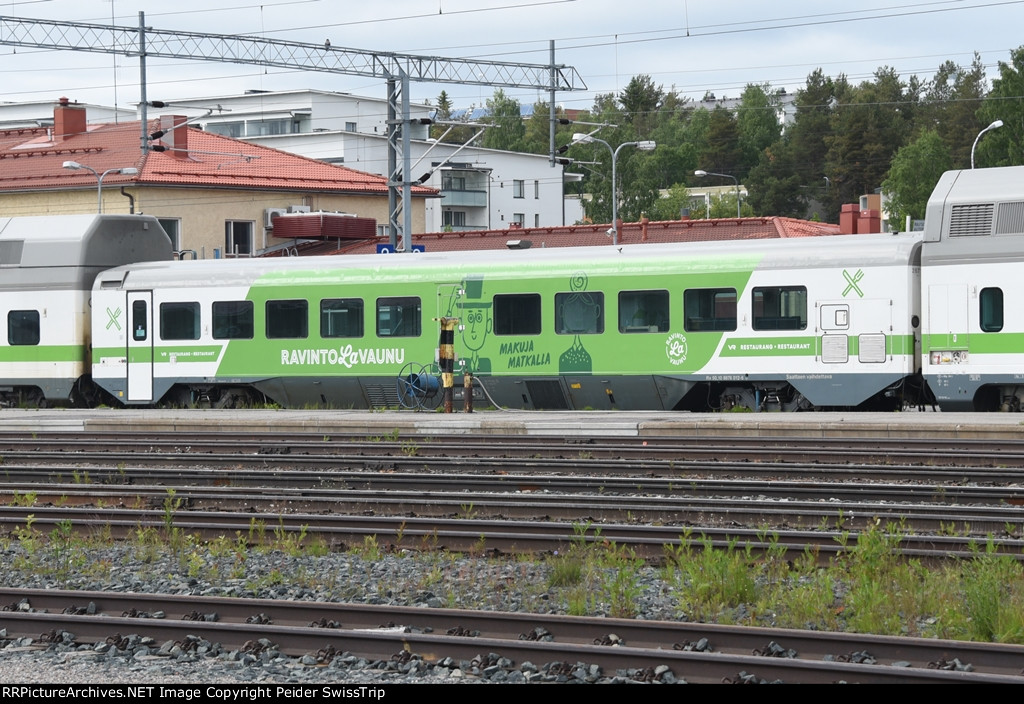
left=1, top=0, right=1022, bottom=113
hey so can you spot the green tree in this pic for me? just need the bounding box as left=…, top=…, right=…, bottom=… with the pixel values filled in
left=881, top=129, right=952, bottom=227
left=432, top=90, right=479, bottom=145
left=619, top=74, right=664, bottom=137
left=746, top=140, right=808, bottom=218
left=919, top=55, right=987, bottom=168
left=481, top=89, right=526, bottom=152
left=736, top=84, right=782, bottom=179
left=521, top=101, right=576, bottom=157
left=649, top=182, right=692, bottom=220
left=698, top=106, right=742, bottom=176
left=826, top=68, right=914, bottom=217
left=977, top=46, right=1024, bottom=168
left=790, top=70, right=837, bottom=184
left=433, top=90, right=452, bottom=122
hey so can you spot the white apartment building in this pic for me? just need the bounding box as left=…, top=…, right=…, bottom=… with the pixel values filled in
left=152, top=89, right=582, bottom=233
left=0, top=99, right=133, bottom=129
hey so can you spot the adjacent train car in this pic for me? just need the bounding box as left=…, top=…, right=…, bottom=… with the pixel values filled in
left=89, top=231, right=924, bottom=411
left=920, top=165, right=1024, bottom=411
left=0, top=214, right=171, bottom=407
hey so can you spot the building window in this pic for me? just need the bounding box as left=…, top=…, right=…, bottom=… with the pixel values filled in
left=443, top=211, right=466, bottom=227
left=321, top=298, right=364, bottom=338
left=512, top=213, right=525, bottom=226
left=442, top=174, right=466, bottom=191
left=205, top=121, right=244, bottom=138
left=619, top=290, right=669, bottom=333
left=684, top=288, right=737, bottom=332
left=980, top=287, right=1003, bottom=332
left=494, top=294, right=541, bottom=335
left=160, top=302, right=200, bottom=341
left=225, top=221, right=254, bottom=256
left=534, top=214, right=540, bottom=228
left=245, top=118, right=292, bottom=136
left=752, top=286, right=807, bottom=330
left=534, top=180, right=540, bottom=199
left=345, top=121, right=357, bottom=132
left=8, top=310, right=39, bottom=346
left=157, top=218, right=181, bottom=251
left=513, top=179, right=524, bottom=198
left=212, top=301, right=254, bottom=339
left=556, top=292, right=603, bottom=335
left=266, top=300, right=308, bottom=339
left=377, top=297, right=421, bottom=337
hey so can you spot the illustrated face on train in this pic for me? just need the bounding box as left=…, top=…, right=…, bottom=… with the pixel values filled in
left=461, top=302, right=492, bottom=352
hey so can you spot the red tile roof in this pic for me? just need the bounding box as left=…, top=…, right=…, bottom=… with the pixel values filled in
left=272, top=215, right=844, bottom=256
left=0, top=106, right=434, bottom=197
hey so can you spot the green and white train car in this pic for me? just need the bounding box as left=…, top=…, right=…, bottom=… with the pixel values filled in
left=90, top=232, right=923, bottom=411
left=920, top=165, right=1024, bottom=411
left=0, top=214, right=171, bottom=407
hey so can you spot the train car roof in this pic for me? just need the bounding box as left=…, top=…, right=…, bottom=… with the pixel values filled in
left=96, top=231, right=923, bottom=290
left=928, top=165, right=1024, bottom=206
left=0, top=214, right=172, bottom=269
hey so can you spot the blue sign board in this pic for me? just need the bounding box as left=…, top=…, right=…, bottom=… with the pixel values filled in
left=377, top=244, right=425, bottom=253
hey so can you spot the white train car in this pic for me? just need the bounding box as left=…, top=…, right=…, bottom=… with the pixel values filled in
left=674, top=232, right=924, bottom=411
left=89, top=232, right=924, bottom=411
left=921, top=165, right=1024, bottom=411
left=0, top=214, right=171, bottom=406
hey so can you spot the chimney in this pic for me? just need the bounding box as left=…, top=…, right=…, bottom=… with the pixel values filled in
left=840, top=204, right=860, bottom=235
left=156, top=115, right=189, bottom=159
left=53, top=97, right=87, bottom=141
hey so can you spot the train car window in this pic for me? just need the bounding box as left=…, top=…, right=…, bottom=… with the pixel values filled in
left=618, top=290, right=669, bottom=333
left=494, top=293, right=542, bottom=335
left=132, top=301, right=148, bottom=341
left=555, top=292, right=604, bottom=335
left=212, top=301, right=254, bottom=340
left=7, top=310, right=39, bottom=346
left=684, top=288, right=737, bottom=332
left=160, top=302, right=200, bottom=340
left=266, top=300, right=308, bottom=339
left=377, top=297, right=421, bottom=338
left=752, top=286, right=807, bottom=331
left=321, top=298, right=364, bottom=338
left=980, top=287, right=1003, bottom=332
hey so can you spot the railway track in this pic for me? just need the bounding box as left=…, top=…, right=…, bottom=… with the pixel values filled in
left=1, top=478, right=1022, bottom=535
left=3, top=417, right=1024, bottom=683
left=2, top=588, right=1022, bottom=684
left=2, top=504, right=1022, bottom=561
left=1, top=427, right=1022, bottom=558
left=5, top=429, right=1024, bottom=468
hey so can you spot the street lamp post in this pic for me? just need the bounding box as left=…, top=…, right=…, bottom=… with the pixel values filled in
left=571, top=133, right=656, bottom=245
left=62, top=161, right=139, bottom=213
left=971, top=120, right=1003, bottom=169
left=695, top=170, right=741, bottom=218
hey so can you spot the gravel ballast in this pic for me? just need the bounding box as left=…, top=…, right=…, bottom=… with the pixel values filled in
left=0, top=543, right=682, bottom=685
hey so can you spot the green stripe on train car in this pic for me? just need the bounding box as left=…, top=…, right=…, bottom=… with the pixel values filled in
left=923, top=332, right=1024, bottom=354
left=0, top=345, right=85, bottom=362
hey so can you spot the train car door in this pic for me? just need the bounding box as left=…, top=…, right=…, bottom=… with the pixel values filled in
left=927, top=284, right=969, bottom=356
left=126, top=291, right=154, bottom=402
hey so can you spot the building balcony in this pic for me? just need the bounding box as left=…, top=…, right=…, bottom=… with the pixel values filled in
left=441, top=188, right=487, bottom=207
